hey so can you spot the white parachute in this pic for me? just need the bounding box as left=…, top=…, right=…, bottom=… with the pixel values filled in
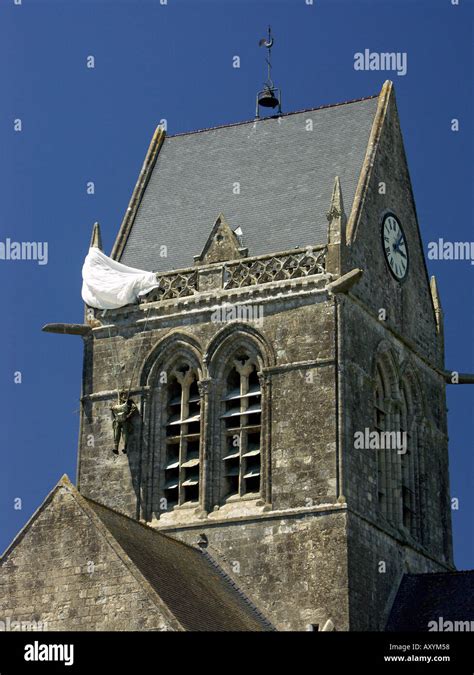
left=81, top=247, right=158, bottom=310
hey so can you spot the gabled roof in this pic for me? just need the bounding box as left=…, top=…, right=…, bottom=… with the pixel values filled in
left=85, top=498, right=274, bottom=631
left=0, top=476, right=273, bottom=632
left=386, top=571, right=474, bottom=631
left=115, top=93, right=380, bottom=273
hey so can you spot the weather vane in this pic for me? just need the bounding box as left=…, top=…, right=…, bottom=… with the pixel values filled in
left=256, top=26, right=282, bottom=118
left=259, top=25, right=275, bottom=91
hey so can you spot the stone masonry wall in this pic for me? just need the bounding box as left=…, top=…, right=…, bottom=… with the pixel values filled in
left=78, top=289, right=339, bottom=521
left=347, top=512, right=449, bottom=631
left=340, top=84, right=454, bottom=629
left=0, top=486, right=176, bottom=631
left=342, top=298, right=452, bottom=561
left=75, top=285, right=348, bottom=631
left=347, top=86, right=440, bottom=368
left=166, top=507, right=349, bottom=632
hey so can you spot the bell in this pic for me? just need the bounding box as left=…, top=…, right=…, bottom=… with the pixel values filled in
left=258, top=87, right=279, bottom=109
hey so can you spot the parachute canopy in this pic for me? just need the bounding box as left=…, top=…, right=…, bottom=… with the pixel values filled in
left=81, top=247, right=158, bottom=310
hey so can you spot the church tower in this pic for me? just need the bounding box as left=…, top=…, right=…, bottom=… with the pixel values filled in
left=67, top=80, right=454, bottom=630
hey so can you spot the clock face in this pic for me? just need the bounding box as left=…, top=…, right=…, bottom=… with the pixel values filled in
left=382, top=214, right=409, bottom=281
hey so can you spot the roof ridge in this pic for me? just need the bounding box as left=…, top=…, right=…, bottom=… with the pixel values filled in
left=0, top=477, right=186, bottom=630
left=166, top=93, right=379, bottom=140
left=83, top=494, right=206, bottom=556
left=200, top=548, right=276, bottom=630
left=0, top=474, right=72, bottom=561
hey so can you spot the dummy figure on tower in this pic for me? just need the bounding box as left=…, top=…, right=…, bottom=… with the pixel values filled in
left=110, top=391, right=138, bottom=455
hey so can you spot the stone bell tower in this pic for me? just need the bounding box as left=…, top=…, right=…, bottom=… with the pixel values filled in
left=48, top=80, right=459, bottom=631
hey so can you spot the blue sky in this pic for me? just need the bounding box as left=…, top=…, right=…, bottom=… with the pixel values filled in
left=0, top=0, right=472, bottom=568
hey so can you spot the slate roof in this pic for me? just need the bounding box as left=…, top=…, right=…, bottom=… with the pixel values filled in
left=386, top=571, right=474, bottom=631
left=87, top=497, right=274, bottom=632
left=118, top=95, right=379, bottom=273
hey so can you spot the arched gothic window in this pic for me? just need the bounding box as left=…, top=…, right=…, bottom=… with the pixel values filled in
left=400, top=381, right=418, bottom=539
left=220, top=353, right=262, bottom=502
left=163, top=363, right=201, bottom=508
left=375, top=363, right=390, bottom=519
left=374, top=354, right=422, bottom=541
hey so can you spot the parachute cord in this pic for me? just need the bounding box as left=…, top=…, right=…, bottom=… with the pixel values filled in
left=126, top=305, right=152, bottom=399
left=101, top=309, right=122, bottom=401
